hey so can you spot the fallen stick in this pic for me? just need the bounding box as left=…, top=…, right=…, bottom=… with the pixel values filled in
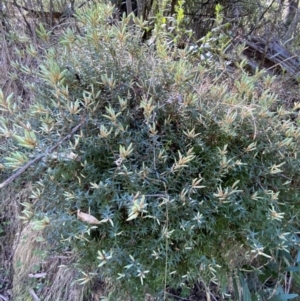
left=0, top=122, right=83, bottom=189
left=28, top=288, right=41, bottom=301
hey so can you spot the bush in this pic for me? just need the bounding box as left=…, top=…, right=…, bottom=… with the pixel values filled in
left=1, top=2, right=300, bottom=300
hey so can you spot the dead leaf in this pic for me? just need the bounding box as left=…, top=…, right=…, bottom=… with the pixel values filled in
left=28, top=272, right=47, bottom=278
left=77, top=209, right=101, bottom=224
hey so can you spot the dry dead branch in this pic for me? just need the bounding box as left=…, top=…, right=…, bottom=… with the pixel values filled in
left=235, top=35, right=300, bottom=79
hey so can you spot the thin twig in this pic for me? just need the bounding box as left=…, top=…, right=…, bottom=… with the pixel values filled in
left=164, top=291, right=192, bottom=301
left=0, top=293, right=9, bottom=301
left=0, top=122, right=83, bottom=189
left=28, top=288, right=41, bottom=301
left=247, top=0, right=276, bottom=36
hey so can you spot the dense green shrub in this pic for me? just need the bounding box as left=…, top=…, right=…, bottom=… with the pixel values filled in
left=1, top=2, right=300, bottom=300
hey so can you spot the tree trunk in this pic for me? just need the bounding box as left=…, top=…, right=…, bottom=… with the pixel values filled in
left=126, top=0, right=133, bottom=15
left=282, top=0, right=299, bottom=43
left=283, top=0, right=299, bottom=26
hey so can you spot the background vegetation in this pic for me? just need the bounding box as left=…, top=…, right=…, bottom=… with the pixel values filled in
left=0, top=0, right=300, bottom=300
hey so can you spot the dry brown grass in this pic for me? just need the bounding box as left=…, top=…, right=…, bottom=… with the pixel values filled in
left=0, top=182, right=92, bottom=301
left=0, top=183, right=31, bottom=301
left=0, top=180, right=110, bottom=301
left=12, top=221, right=88, bottom=301
left=43, top=264, right=85, bottom=301
left=12, top=222, right=46, bottom=300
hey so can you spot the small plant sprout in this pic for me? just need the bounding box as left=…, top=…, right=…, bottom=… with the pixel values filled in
left=159, top=196, right=175, bottom=207
left=117, top=273, right=126, bottom=280
left=118, top=96, right=128, bottom=110
left=190, top=177, right=206, bottom=192
left=124, top=255, right=136, bottom=270
left=137, top=268, right=149, bottom=285
left=148, top=122, right=158, bottom=136
left=224, top=110, right=237, bottom=125
left=172, top=148, right=195, bottom=171
left=82, top=91, right=92, bottom=107
left=30, top=187, right=44, bottom=200
left=63, top=191, right=76, bottom=200
left=40, top=123, right=54, bottom=134
left=13, top=129, right=38, bottom=149
left=77, top=271, right=97, bottom=285
left=70, top=135, right=81, bottom=149
left=4, top=151, right=29, bottom=169
left=220, top=155, right=234, bottom=170
left=127, top=193, right=148, bottom=221
left=36, top=23, right=51, bottom=42
left=183, top=127, right=200, bottom=139
left=268, top=206, right=285, bottom=221
left=264, top=190, right=280, bottom=202
left=19, top=202, right=34, bottom=221
left=151, top=250, right=162, bottom=260
left=213, top=181, right=242, bottom=203
left=251, top=191, right=262, bottom=201
left=161, top=226, right=175, bottom=239
left=103, top=105, right=122, bottom=124
left=234, top=159, right=246, bottom=166
left=0, top=91, right=15, bottom=113
left=116, top=122, right=126, bottom=133
left=39, top=62, right=67, bottom=87
left=99, top=206, right=115, bottom=227
left=140, top=97, right=155, bottom=122
left=67, top=99, right=82, bottom=115
left=277, top=137, right=293, bottom=148
left=269, top=162, right=285, bottom=174
left=193, top=212, right=203, bottom=224
left=119, top=143, right=134, bottom=160
left=100, top=73, right=116, bottom=89
left=97, top=250, right=113, bottom=267
left=218, top=144, right=228, bottom=156
left=213, top=186, right=227, bottom=201
left=90, top=181, right=108, bottom=189
left=250, top=243, right=272, bottom=259
left=158, top=149, right=167, bottom=162
left=117, top=165, right=133, bottom=176
left=60, top=28, right=76, bottom=51
left=99, top=124, right=113, bottom=138
left=20, top=64, right=34, bottom=75
left=245, top=141, right=257, bottom=152
left=74, top=229, right=94, bottom=241
left=263, top=74, right=275, bottom=89
left=0, top=123, right=12, bottom=138
left=270, top=191, right=280, bottom=202
left=31, top=216, right=50, bottom=230
left=179, top=188, right=189, bottom=203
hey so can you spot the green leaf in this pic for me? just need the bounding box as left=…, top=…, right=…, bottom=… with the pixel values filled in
left=232, top=272, right=240, bottom=300
left=268, top=294, right=298, bottom=301
left=4, top=151, right=29, bottom=169
left=296, top=250, right=300, bottom=263
left=239, top=272, right=252, bottom=301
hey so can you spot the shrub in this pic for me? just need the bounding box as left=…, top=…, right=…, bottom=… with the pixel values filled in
left=1, top=2, right=300, bottom=300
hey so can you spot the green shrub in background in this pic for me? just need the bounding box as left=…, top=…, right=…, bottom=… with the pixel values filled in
left=1, top=2, right=300, bottom=300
